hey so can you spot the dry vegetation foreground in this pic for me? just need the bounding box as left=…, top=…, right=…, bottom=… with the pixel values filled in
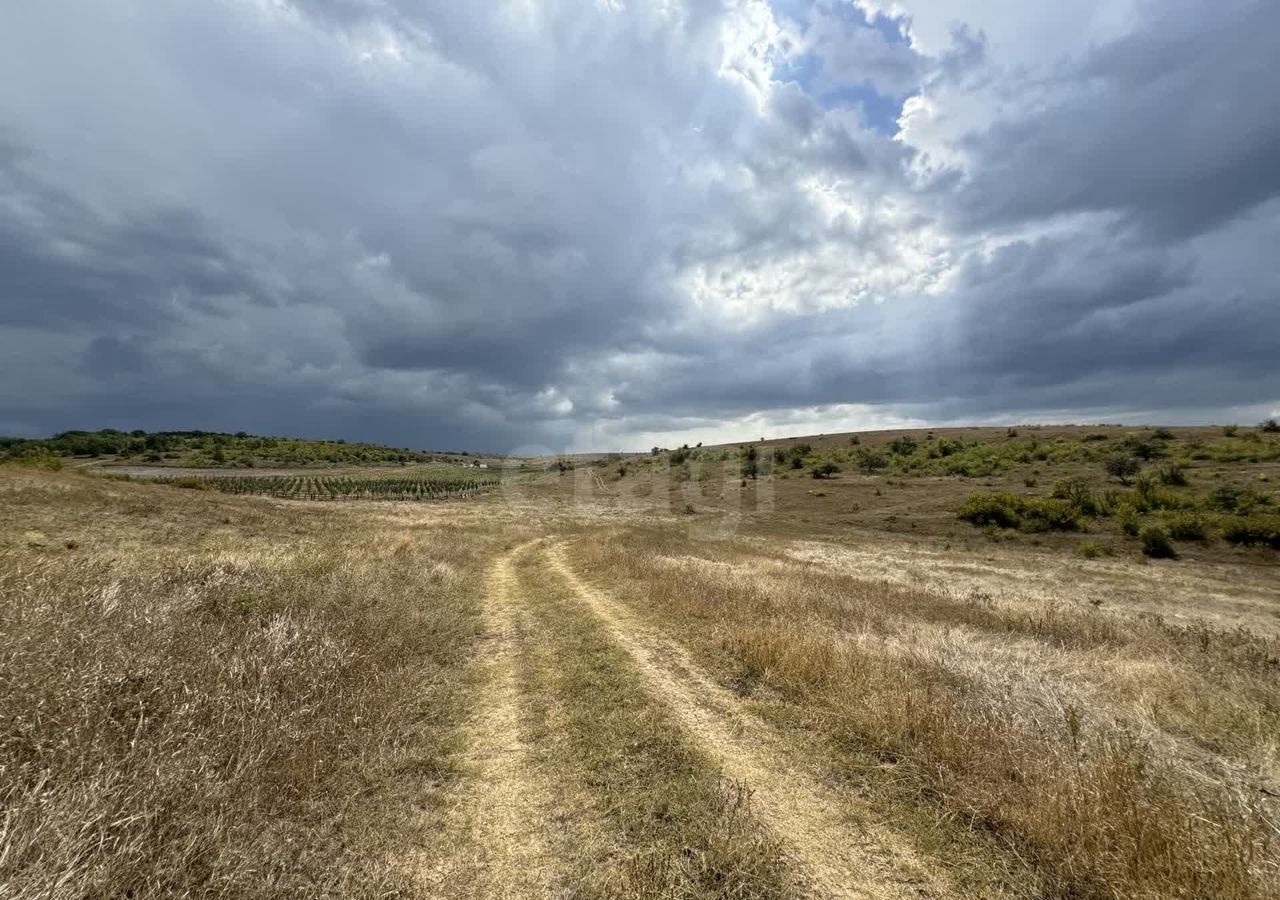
left=2, top=460, right=1278, bottom=899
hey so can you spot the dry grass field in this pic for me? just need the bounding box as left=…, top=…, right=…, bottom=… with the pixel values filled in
left=3, top=424, right=1278, bottom=899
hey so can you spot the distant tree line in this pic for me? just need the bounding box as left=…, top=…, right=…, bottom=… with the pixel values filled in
left=0, top=429, right=436, bottom=467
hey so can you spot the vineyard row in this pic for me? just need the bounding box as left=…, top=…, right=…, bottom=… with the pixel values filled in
left=145, top=473, right=501, bottom=501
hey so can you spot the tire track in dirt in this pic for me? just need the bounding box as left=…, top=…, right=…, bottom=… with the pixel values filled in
left=419, top=540, right=557, bottom=899
left=543, top=541, right=947, bottom=900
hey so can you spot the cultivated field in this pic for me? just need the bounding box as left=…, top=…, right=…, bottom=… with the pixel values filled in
left=3, top=424, right=1278, bottom=899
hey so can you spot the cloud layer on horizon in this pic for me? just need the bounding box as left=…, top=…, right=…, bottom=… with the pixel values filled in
left=1, top=0, right=1277, bottom=452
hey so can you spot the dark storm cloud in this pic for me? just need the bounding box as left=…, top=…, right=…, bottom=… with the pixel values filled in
left=0, top=156, right=278, bottom=330
left=952, top=0, right=1280, bottom=240
left=0, top=0, right=1276, bottom=450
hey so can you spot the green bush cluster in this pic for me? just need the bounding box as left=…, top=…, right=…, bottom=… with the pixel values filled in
left=1205, top=483, right=1271, bottom=514
left=961, top=471, right=1276, bottom=554
left=1077, top=540, right=1111, bottom=559
left=2, top=448, right=64, bottom=471
left=853, top=447, right=889, bottom=473
left=1050, top=477, right=1101, bottom=515
left=1219, top=515, right=1280, bottom=549
left=774, top=444, right=811, bottom=470
left=957, top=493, right=1080, bottom=532
left=1181, top=436, right=1280, bottom=464
left=810, top=461, right=840, bottom=479
left=1165, top=513, right=1208, bottom=541
left=1140, top=525, right=1177, bottom=558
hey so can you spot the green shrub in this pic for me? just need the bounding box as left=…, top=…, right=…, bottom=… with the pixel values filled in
left=958, top=493, right=1025, bottom=529
left=1206, top=483, right=1270, bottom=514
left=1077, top=540, right=1111, bottom=559
left=957, top=493, right=1079, bottom=532
left=1165, top=513, right=1207, bottom=541
left=1261, top=418, right=1280, bottom=434
left=1219, top=516, right=1280, bottom=549
left=1140, top=525, right=1177, bottom=558
left=810, top=461, right=840, bottom=479
left=1222, top=424, right=1239, bottom=437
left=7, top=449, right=63, bottom=471
left=1051, top=477, right=1099, bottom=515
left=1116, top=504, right=1141, bottom=536
left=854, top=447, right=889, bottom=474
left=1207, top=484, right=1241, bottom=512
left=1157, top=465, right=1188, bottom=486
left=1152, top=427, right=1176, bottom=440
left=1121, top=475, right=1193, bottom=513
left=1095, top=489, right=1127, bottom=516
left=1020, top=498, right=1081, bottom=533
left=1122, top=435, right=1165, bottom=461
left=1104, top=455, right=1142, bottom=484
left=887, top=436, right=918, bottom=456
left=928, top=438, right=964, bottom=458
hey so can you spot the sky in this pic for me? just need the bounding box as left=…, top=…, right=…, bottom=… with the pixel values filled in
left=1, top=0, right=1277, bottom=453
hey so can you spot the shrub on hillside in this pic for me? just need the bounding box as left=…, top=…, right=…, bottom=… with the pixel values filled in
left=1219, top=515, right=1280, bottom=549
left=777, top=444, right=811, bottom=470
left=1020, top=498, right=1081, bottom=532
left=957, top=492, right=1079, bottom=532
left=1206, top=483, right=1270, bottom=514
left=1104, top=455, right=1142, bottom=485
left=1116, top=504, right=1141, bottom=536
left=928, top=438, right=964, bottom=458
left=810, top=461, right=840, bottom=479
left=1050, top=477, right=1099, bottom=515
left=887, top=436, right=918, bottom=456
left=854, top=447, right=889, bottom=474
left=1122, top=435, right=1166, bottom=461
left=1140, top=525, right=1177, bottom=559
left=1165, top=513, right=1208, bottom=541
left=958, top=493, right=1024, bottom=529
left=1077, top=540, right=1111, bottom=559
left=1130, top=475, right=1190, bottom=513
left=8, top=449, right=63, bottom=471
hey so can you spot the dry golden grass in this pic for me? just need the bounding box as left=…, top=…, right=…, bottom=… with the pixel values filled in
left=567, top=527, right=1280, bottom=900
left=0, top=468, right=492, bottom=898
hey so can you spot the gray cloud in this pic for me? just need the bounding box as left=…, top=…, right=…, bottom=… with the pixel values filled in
left=951, top=0, right=1280, bottom=239
left=0, top=0, right=1276, bottom=451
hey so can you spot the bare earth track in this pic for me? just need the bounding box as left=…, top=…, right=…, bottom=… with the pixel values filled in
left=419, top=541, right=558, bottom=898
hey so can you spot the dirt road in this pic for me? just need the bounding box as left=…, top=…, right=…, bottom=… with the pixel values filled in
left=419, top=538, right=1008, bottom=899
